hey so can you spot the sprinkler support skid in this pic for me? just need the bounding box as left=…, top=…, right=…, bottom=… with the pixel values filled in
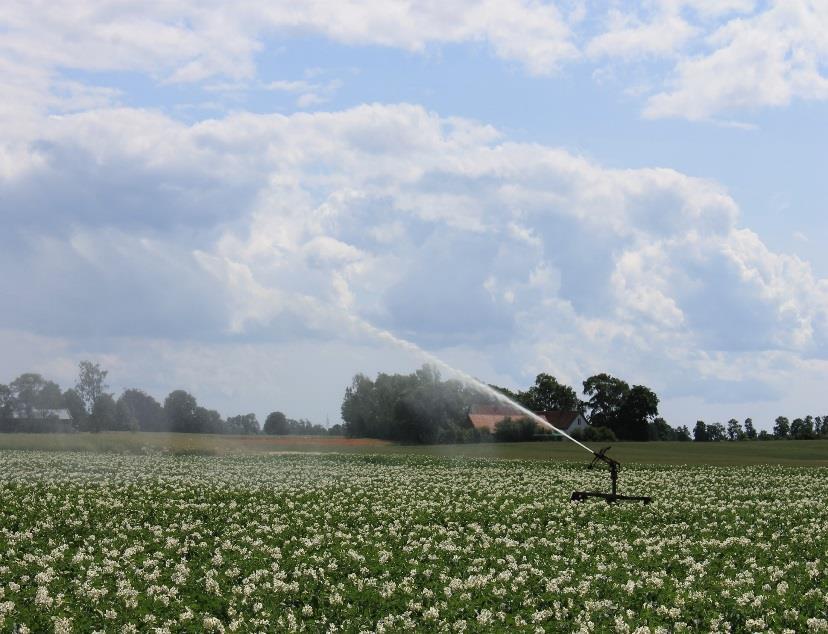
left=570, top=446, right=652, bottom=504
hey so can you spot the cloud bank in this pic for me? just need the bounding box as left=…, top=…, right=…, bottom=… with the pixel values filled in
left=2, top=2, right=827, bottom=424
left=3, top=1, right=827, bottom=122
left=2, top=102, right=827, bottom=422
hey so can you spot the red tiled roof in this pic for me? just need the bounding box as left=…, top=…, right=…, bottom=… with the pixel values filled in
left=467, top=406, right=584, bottom=433
left=468, top=413, right=537, bottom=432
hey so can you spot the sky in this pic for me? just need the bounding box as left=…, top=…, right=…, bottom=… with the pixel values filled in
left=1, top=1, right=827, bottom=430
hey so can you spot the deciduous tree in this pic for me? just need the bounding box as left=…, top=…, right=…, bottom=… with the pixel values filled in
left=90, top=394, right=117, bottom=432
left=675, top=425, right=691, bottom=441
left=726, top=418, right=743, bottom=441
left=62, top=389, right=86, bottom=428
left=707, top=422, right=726, bottom=442
left=264, top=411, right=289, bottom=435
left=582, top=373, right=630, bottom=431
left=117, top=389, right=167, bottom=432
left=616, top=385, right=659, bottom=441
left=519, top=373, right=580, bottom=412
left=0, top=384, right=15, bottom=430
left=773, top=416, right=790, bottom=439
left=10, top=373, right=62, bottom=416
left=226, top=413, right=260, bottom=435
left=648, top=417, right=676, bottom=441
left=75, top=361, right=109, bottom=415
left=164, top=390, right=199, bottom=433
left=790, top=417, right=814, bottom=440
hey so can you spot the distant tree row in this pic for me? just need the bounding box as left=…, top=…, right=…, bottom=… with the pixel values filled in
left=341, top=367, right=681, bottom=443
left=490, top=372, right=665, bottom=442
left=263, top=411, right=343, bottom=436
left=0, top=363, right=330, bottom=436
left=341, top=365, right=485, bottom=444
left=694, top=416, right=828, bottom=441
left=342, top=367, right=828, bottom=445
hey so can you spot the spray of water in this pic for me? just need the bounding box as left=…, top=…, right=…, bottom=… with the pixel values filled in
left=341, top=313, right=595, bottom=456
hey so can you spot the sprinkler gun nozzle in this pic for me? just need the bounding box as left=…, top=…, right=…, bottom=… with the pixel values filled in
left=588, top=446, right=619, bottom=470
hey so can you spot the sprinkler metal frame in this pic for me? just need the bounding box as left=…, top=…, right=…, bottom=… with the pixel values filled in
left=570, top=446, right=652, bottom=505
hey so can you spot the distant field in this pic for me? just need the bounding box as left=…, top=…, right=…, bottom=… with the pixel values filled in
left=0, top=432, right=390, bottom=455
left=380, top=438, right=828, bottom=466
left=0, top=432, right=825, bottom=465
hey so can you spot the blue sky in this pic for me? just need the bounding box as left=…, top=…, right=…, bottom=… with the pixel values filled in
left=2, top=1, right=827, bottom=429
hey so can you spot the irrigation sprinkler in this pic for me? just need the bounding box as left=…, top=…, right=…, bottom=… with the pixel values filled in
left=570, top=446, right=652, bottom=505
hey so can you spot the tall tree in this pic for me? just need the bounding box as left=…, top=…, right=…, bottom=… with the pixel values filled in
left=75, top=361, right=109, bottom=415
left=90, top=394, right=117, bottom=432
left=341, top=365, right=479, bottom=443
left=115, top=397, right=140, bottom=432
left=616, top=385, right=659, bottom=441
left=693, top=420, right=708, bottom=442
left=10, top=373, right=62, bottom=416
left=648, top=417, right=676, bottom=441
left=0, top=384, right=15, bottom=430
left=582, top=374, right=660, bottom=440
left=743, top=418, right=756, bottom=440
left=582, top=373, right=630, bottom=431
left=726, top=418, right=743, bottom=441
left=226, top=413, right=260, bottom=435
left=117, top=389, right=166, bottom=431
left=707, top=422, right=726, bottom=442
left=62, top=389, right=87, bottom=429
left=519, top=373, right=580, bottom=412
left=773, top=416, right=790, bottom=439
left=264, top=411, right=289, bottom=435
left=194, top=406, right=224, bottom=434
left=804, top=415, right=816, bottom=438
left=0, top=385, right=12, bottom=413
left=393, top=377, right=471, bottom=444
left=164, top=390, right=199, bottom=433
left=675, top=425, right=691, bottom=441
left=789, top=417, right=814, bottom=440
left=341, top=373, right=379, bottom=438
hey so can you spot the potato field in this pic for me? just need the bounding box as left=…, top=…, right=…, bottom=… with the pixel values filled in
left=0, top=451, right=826, bottom=632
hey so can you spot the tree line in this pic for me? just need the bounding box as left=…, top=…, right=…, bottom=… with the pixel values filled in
left=491, top=372, right=681, bottom=442
left=0, top=362, right=339, bottom=436
left=693, top=416, right=828, bottom=441
left=341, top=366, right=483, bottom=444
left=341, top=367, right=674, bottom=443
left=341, top=367, right=828, bottom=444
left=4, top=361, right=825, bottom=443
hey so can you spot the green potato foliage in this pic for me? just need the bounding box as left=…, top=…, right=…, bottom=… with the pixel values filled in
left=0, top=452, right=826, bottom=632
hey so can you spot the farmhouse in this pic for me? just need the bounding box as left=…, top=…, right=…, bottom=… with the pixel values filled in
left=467, top=405, right=589, bottom=434
left=536, top=410, right=589, bottom=434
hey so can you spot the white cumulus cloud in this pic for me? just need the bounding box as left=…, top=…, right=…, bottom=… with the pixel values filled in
left=2, top=102, right=827, bottom=424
